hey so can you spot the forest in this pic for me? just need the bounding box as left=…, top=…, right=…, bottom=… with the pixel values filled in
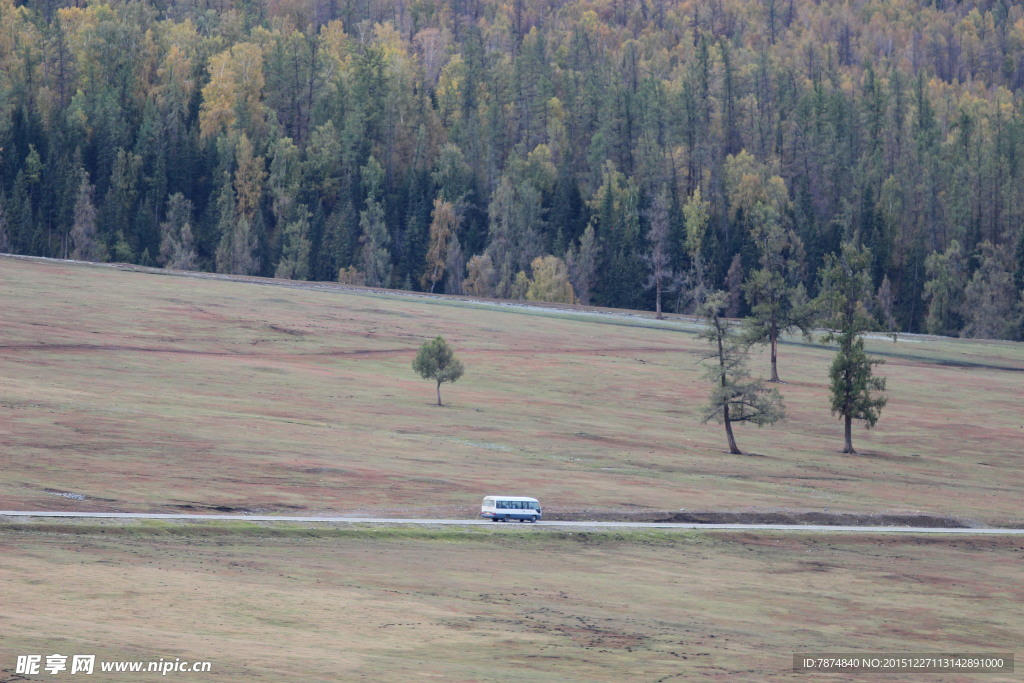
left=1, top=0, right=1023, bottom=338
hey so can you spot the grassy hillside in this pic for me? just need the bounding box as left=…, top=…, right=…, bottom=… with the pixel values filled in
left=2, top=255, right=1023, bottom=523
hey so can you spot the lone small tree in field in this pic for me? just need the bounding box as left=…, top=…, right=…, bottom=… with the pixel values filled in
left=817, top=240, right=888, bottom=453
left=699, top=292, right=785, bottom=454
left=413, top=336, right=465, bottom=406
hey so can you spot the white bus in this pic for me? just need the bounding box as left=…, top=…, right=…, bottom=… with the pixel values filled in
left=480, top=496, right=541, bottom=523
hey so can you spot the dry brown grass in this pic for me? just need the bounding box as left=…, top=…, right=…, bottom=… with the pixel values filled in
left=8, top=255, right=1024, bottom=524
left=3, top=256, right=1023, bottom=680
left=2, top=256, right=1022, bottom=524
left=0, top=524, right=1021, bottom=681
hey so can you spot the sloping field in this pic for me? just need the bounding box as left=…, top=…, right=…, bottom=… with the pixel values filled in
left=1, top=255, right=1023, bottom=523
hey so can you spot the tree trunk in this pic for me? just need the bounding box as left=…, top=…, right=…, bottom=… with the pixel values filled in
left=716, top=313, right=741, bottom=454
left=769, top=333, right=780, bottom=382
left=429, top=262, right=441, bottom=293
left=436, top=381, right=442, bottom=406
left=655, top=280, right=663, bottom=320
left=843, top=414, right=855, bottom=453
left=724, top=407, right=741, bottom=454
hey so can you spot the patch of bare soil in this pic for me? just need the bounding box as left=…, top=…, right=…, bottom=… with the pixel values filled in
left=545, top=508, right=983, bottom=528
left=291, top=505, right=1020, bottom=528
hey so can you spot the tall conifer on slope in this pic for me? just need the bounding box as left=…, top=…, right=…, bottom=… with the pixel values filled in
left=0, top=194, right=9, bottom=253
left=741, top=225, right=814, bottom=382
left=817, top=240, right=887, bottom=454
left=159, top=192, right=198, bottom=270
left=359, top=156, right=392, bottom=288
left=699, top=292, right=785, bottom=455
left=70, top=169, right=107, bottom=263
left=960, top=241, right=1023, bottom=341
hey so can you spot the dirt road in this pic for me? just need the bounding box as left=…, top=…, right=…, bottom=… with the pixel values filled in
left=2, top=510, right=1023, bottom=534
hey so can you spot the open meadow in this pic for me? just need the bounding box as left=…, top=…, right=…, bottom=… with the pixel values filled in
left=1, top=522, right=1022, bottom=681
left=1, top=256, right=1022, bottom=523
left=1, top=256, right=1023, bottom=681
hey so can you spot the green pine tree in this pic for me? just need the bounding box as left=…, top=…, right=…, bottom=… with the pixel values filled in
left=698, top=292, right=785, bottom=455
left=817, top=241, right=888, bottom=454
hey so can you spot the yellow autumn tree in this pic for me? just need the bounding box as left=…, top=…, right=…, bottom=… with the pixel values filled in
left=526, top=255, right=575, bottom=304
left=463, top=254, right=497, bottom=297
left=421, top=198, right=458, bottom=293
left=199, top=42, right=267, bottom=140
left=233, top=134, right=267, bottom=223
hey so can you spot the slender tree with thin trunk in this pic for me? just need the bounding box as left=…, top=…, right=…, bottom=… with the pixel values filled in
left=360, top=156, right=392, bottom=288
left=739, top=188, right=812, bottom=382
left=698, top=292, right=785, bottom=455
left=644, top=188, right=673, bottom=319
left=742, top=268, right=814, bottom=382
left=70, top=169, right=107, bottom=263
left=567, top=224, right=599, bottom=305
left=422, top=198, right=458, bottom=293
left=817, top=241, right=888, bottom=453
left=413, top=336, right=465, bottom=406
left=0, top=195, right=9, bottom=253
left=725, top=254, right=743, bottom=318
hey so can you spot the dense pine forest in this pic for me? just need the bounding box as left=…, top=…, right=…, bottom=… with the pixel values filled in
left=1, top=0, right=1023, bottom=338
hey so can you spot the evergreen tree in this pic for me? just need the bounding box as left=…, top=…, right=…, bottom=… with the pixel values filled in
left=0, top=0, right=1021, bottom=331
left=0, top=194, right=9, bottom=253
left=742, top=226, right=814, bottom=382
left=960, top=241, right=1023, bottom=341
left=588, top=161, right=644, bottom=309
left=698, top=292, right=785, bottom=455
left=158, top=193, right=198, bottom=270
left=566, top=224, right=599, bottom=306
left=70, top=169, right=107, bottom=263
left=359, top=198, right=392, bottom=288
left=817, top=241, right=888, bottom=454
left=216, top=215, right=260, bottom=275
left=275, top=211, right=312, bottom=280
left=212, top=164, right=260, bottom=275
left=644, top=188, right=673, bottom=319
left=922, top=240, right=968, bottom=336
left=359, top=156, right=392, bottom=288
left=484, top=149, right=554, bottom=297
left=444, top=233, right=465, bottom=296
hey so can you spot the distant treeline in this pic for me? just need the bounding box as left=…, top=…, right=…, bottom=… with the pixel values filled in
left=1, top=0, right=1023, bottom=338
